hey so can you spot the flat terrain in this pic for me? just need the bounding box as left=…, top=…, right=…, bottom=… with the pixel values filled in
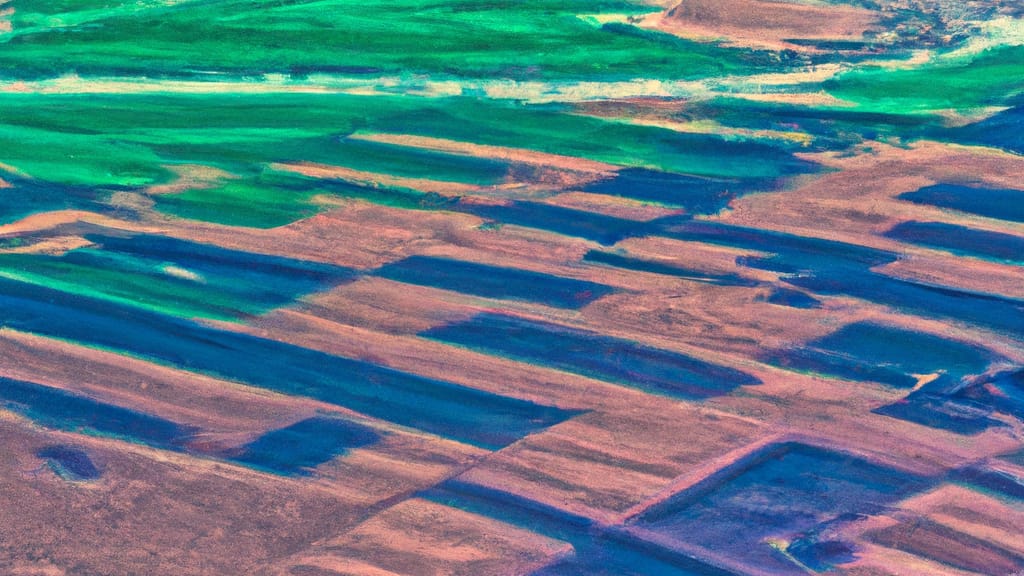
left=1, top=1, right=1022, bottom=574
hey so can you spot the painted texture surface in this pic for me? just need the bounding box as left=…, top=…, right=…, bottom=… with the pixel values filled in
left=1, top=1, right=1023, bottom=575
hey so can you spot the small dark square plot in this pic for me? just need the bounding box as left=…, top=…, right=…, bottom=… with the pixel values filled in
left=634, top=443, right=930, bottom=572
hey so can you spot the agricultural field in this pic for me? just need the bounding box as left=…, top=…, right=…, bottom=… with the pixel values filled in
left=1, top=0, right=1022, bottom=574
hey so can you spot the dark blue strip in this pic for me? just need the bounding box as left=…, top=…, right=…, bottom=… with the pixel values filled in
left=885, top=221, right=1024, bottom=263
left=422, top=312, right=759, bottom=399
left=0, top=278, right=579, bottom=449
left=375, top=255, right=615, bottom=308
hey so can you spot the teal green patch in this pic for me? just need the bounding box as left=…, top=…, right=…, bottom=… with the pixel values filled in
left=826, top=45, right=1024, bottom=113
left=0, top=92, right=815, bottom=227
left=0, top=232, right=355, bottom=320
left=0, top=0, right=769, bottom=81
